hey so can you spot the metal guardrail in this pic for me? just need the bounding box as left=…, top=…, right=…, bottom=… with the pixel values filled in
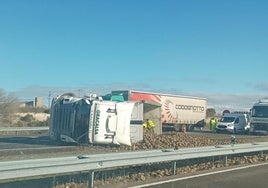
left=1, top=142, right=268, bottom=187
left=0, top=127, right=49, bottom=131
left=0, top=127, right=49, bottom=135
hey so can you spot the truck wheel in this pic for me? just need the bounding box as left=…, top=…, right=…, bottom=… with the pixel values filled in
left=50, top=131, right=60, bottom=141
left=174, top=124, right=181, bottom=132
left=187, top=125, right=194, bottom=132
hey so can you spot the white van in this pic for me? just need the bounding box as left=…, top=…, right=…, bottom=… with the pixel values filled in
left=216, top=113, right=250, bottom=134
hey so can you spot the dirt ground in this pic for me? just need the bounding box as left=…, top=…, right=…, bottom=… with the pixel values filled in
left=15, top=113, right=50, bottom=121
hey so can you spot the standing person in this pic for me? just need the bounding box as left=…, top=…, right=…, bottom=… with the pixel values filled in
left=210, top=117, right=217, bottom=132
left=143, top=119, right=155, bottom=131
left=142, top=120, right=148, bottom=129
left=147, top=119, right=155, bottom=130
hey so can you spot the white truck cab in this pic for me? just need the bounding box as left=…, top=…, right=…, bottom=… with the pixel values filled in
left=216, top=113, right=249, bottom=134
left=250, top=99, right=268, bottom=135
left=49, top=93, right=135, bottom=146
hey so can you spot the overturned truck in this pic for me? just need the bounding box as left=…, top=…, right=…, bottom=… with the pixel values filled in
left=49, top=93, right=136, bottom=146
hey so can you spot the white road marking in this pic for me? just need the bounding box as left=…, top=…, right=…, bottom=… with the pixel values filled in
left=129, top=162, right=268, bottom=188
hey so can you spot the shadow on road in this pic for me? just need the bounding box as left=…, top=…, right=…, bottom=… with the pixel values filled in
left=0, top=135, right=63, bottom=147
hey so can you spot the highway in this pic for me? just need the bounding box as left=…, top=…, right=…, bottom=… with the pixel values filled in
left=0, top=129, right=267, bottom=150
left=1, top=129, right=268, bottom=160
left=130, top=162, right=268, bottom=188
left=0, top=129, right=268, bottom=188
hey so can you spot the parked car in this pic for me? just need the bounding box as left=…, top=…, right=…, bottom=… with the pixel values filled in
left=216, top=113, right=250, bottom=134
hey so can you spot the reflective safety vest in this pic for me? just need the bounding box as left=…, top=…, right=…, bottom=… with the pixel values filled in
left=147, top=120, right=155, bottom=129
left=142, top=122, right=148, bottom=128
left=210, top=119, right=217, bottom=126
left=210, top=119, right=217, bottom=131
left=143, top=119, right=155, bottom=129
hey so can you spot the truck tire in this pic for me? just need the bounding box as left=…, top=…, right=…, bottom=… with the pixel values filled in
left=174, top=124, right=182, bottom=132
left=187, top=125, right=194, bottom=132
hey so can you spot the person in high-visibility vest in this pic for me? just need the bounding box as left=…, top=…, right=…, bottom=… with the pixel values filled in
left=142, top=121, right=148, bottom=128
left=210, top=117, right=217, bottom=132
left=147, top=119, right=155, bottom=129
left=143, top=119, right=155, bottom=130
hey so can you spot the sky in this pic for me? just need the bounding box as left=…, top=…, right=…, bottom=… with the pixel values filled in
left=0, top=0, right=268, bottom=113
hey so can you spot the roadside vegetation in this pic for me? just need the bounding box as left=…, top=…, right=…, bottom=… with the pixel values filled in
left=206, top=108, right=216, bottom=117
left=15, top=113, right=50, bottom=127
left=0, top=89, right=18, bottom=125
left=0, top=88, right=50, bottom=127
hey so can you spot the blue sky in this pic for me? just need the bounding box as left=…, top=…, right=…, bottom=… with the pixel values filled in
left=0, top=0, right=268, bottom=112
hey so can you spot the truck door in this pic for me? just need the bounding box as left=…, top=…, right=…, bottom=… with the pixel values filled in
left=91, top=102, right=116, bottom=145
left=234, top=117, right=239, bottom=133
left=234, top=117, right=246, bottom=133
left=113, top=102, right=135, bottom=146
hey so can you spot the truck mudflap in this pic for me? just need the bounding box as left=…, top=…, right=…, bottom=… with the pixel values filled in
left=195, top=119, right=206, bottom=128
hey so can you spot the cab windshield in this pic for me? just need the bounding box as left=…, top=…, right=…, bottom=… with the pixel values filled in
left=219, top=117, right=235, bottom=123
left=252, top=106, right=268, bottom=117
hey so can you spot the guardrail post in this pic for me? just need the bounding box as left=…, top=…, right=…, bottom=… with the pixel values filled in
left=52, top=176, right=56, bottom=187
left=172, top=161, right=177, bottom=175
left=88, top=170, right=94, bottom=188
left=260, top=151, right=264, bottom=157
left=223, top=155, right=228, bottom=165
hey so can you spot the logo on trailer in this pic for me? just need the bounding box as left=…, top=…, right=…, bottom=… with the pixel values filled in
left=176, top=105, right=204, bottom=111
left=164, top=100, right=205, bottom=122
left=94, top=110, right=100, bottom=135
left=164, top=99, right=178, bottom=122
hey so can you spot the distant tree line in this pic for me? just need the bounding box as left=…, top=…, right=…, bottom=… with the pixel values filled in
left=206, top=108, right=216, bottom=118
left=0, top=89, right=49, bottom=126
left=16, top=113, right=49, bottom=127
left=0, top=89, right=18, bottom=125
left=18, top=106, right=50, bottom=114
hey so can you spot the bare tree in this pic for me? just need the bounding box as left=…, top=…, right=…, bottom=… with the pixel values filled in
left=0, top=89, right=18, bottom=125
left=206, top=108, right=216, bottom=118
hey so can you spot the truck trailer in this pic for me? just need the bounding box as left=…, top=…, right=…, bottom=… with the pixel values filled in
left=250, top=99, right=268, bottom=135
left=108, top=90, right=207, bottom=131
left=49, top=93, right=136, bottom=146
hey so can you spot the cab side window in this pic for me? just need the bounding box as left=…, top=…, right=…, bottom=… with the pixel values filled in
left=235, top=118, right=239, bottom=124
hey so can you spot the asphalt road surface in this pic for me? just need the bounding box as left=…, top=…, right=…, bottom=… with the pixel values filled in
left=1, top=129, right=268, bottom=150
left=130, top=162, right=268, bottom=188
left=0, top=135, right=55, bottom=149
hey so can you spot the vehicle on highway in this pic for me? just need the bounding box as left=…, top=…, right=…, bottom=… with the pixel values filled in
left=104, top=90, right=207, bottom=132
left=216, top=113, right=250, bottom=134
left=49, top=93, right=136, bottom=146
left=250, top=99, right=268, bottom=135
